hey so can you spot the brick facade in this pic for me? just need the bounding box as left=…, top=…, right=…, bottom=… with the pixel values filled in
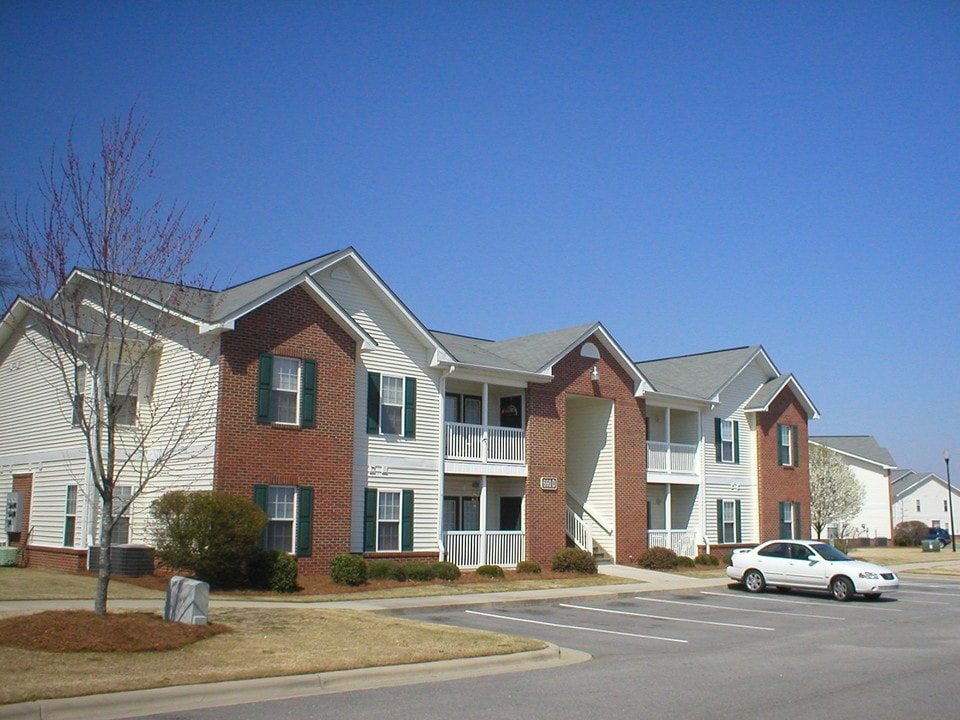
left=213, top=286, right=357, bottom=573
left=525, top=337, right=647, bottom=566
left=756, top=388, right=811, bottom=541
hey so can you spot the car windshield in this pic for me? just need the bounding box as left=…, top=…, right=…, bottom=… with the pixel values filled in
left=810, top=543, right=852, bottom=561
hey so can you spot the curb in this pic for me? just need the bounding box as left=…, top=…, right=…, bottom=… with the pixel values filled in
left=0, top=643, right=590, bottom=720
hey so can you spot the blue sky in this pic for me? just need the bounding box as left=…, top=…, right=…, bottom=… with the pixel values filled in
left=2, top=2, right=958, bottom=474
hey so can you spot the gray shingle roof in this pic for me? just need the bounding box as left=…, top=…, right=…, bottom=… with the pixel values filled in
left=432, top=323, right=598, bottom=374
left=810, top=436, right=897, bottom=468
left=636, top=346, right=763, bottom=401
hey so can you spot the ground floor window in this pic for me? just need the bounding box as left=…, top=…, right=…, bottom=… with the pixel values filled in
left=364, top=488, right=413, bottom=552
left=253, top=484, right=314, bottom=556
left=64, top=485, right=78, bottom=547
left=443, top=495, right=480, bottom=532
left=717, top=499, right=742, bottom=543
left=779, top=501, right=802, bottom=539
left=109, top=486, right=132, bottom=545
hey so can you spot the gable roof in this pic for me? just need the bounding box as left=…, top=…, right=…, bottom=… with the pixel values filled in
left=635, top=346, right=771, bottom=402
left=891, top=470, right=951, bottom=501
left=432, top=322, right=650, bottom=390
left=746, top=373, right=820, bottom=419
left=810, top=436, right=896, bottom=469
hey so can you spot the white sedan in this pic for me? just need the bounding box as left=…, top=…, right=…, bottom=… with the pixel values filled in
left=726, top=539, right=899, bottom=601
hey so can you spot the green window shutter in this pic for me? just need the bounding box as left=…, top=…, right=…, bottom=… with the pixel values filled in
left=366, top=372, right=381, bottom=434
left=401, top=489, right=414, bottom=552
left=735, top=500, right=743, bottom=543
left=296, top=486, right=313, bottom=557
left=716, top=498, right=724, bottom=543
left=363, top=488, right=377, bottom=551
left=793, top=502, right=802, bottom=539
left=257, top=354, right=273, bottom=424
left=403, top=377, right=416, bottom=438
left=778, top=501, right=789, bottom=538
left=733, top=421, right=740, bottom=464
left=300, top=359, right=316, bottom=428
left=253, top=485, right=268, bottom=548
left=714, top=418, right=722, bottom=462
left=791, top=425, right=800, bottom=467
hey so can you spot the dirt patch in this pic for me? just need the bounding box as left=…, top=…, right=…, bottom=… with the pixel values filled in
left=0, top=610, right=228, bottom=652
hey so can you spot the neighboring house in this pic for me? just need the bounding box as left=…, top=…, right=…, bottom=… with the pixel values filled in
left=808, top=436, right=897, bottom=542
left=891, top=470, right=958, bottom=537
left=0, top=248, right=818, bottom=573
left=637, top=346, right=819, bottom=556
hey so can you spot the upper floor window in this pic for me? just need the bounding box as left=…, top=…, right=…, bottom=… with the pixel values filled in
left=257, top=354, right=316, bottom=428
left=715, top=418, right=740, bottom=463
left=445, top=393, right=482, bottom=425
left=72, top=365, right=86, bottom=426
left=777, top=424, right=799, bottom=467
left=367, top=372, right=416, bottom=437
left=111, top=361, right=139, bottom=426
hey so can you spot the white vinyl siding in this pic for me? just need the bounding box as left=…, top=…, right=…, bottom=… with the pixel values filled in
left=566, top=395, right=616, bottom=558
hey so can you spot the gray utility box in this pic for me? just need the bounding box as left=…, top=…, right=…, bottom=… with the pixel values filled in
left=164, top=575, right=210, bottom=625
left=921, top=539, right=941, bottom=552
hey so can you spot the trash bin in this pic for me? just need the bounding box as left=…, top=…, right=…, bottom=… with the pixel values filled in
left=921, top=539, right=941, bottom=552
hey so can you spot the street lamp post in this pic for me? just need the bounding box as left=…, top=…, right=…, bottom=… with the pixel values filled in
left=946, top=451, right=956, bottom=553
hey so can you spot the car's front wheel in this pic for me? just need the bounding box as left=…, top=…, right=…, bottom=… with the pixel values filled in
left=831, top=576, right=855, bottom=601
left=743, top=569, right=766, bottom=593
left=940, top=539, right=948, bottom=549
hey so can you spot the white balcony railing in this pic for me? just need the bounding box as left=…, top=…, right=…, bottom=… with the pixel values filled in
left=445, top=422, right=525, bottom=464
left=647, top=529, right=698, bottom=558
left=646, top=441, right=699, bottom=475
left=443, top=530, right=525, bottom=569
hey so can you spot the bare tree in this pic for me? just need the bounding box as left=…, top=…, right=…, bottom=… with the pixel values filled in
left=809, top=443, right=866, bottom=540
left=6, top=109, right=216, bottom=614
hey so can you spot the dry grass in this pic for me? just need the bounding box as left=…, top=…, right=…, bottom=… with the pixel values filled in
left=0, top=606, right=542, bottom=706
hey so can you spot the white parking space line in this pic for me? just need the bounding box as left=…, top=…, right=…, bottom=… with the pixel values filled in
left=701, top=591, right=903, bottom=612
left=635, top=596, right=844, bottom=620
left=559, top=603, right=774, bottom=632
left=897, top=588, right=958, bottom=605
left=464, top=610, right=688, bottom=644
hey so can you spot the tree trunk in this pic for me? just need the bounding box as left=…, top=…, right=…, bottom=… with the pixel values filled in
left=94, top=496, right=112, bottom=615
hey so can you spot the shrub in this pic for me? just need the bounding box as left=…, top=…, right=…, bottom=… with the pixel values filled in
left=367, top=559, right=406, bottom=582
left=248, top=549, right=300, bottom=593
left=515, top=560, right=542, bottom=574
left=551, top=547, right=598, bottom=574
left=150, top=490, right=267, bottom=590
left=330, top=554, right=368, bottom=586
left=476, top=564, right=505, bottom=578
left=832, top=538, right=850, bottom=554
left=430, top=561, right=461, bottom=581
left=894, top=521, right=928, bottom=547
left=402, top=561, right=434, bottom=581
left=722, top=552, right=733, bottom=566
left=637, top=546, right=680, bottom=571
left=694, top=553, right=720, bottom=566
left=677, top=556, right=696, bottom=568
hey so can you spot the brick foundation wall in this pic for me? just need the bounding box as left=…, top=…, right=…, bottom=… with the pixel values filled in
left=525, top=337, right=647, bottom=566
left=214, top=286, right=357, bottom=574
left=756, top=389, right=811, bottom=541
left=23, top=545, right=89, bottom=572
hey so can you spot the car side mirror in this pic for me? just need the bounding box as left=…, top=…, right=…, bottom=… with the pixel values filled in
left=807, top=555, right=819, bottom=563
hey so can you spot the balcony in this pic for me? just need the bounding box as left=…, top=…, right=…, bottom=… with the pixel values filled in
left=647, top=529, right=698, bottom=558
left=444, top=422, right=525, bottom=465
left=647, top=441, right=699, bottom=476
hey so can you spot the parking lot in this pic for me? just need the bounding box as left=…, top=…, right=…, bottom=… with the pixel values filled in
left=143, top=577, right=960, bottom=720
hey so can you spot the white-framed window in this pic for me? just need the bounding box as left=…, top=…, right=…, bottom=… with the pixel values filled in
left=721, top=500, right=737, bottom=543
left=72, top=365, right=86, bottom=426
left=917, top=499, right=922, bottom=512
left=380, top=375, right=404, bottom=435
left=443, top=495, right=480, bottom=532
left=265, top=485, right=297, bottom=552
left=271, top=357, right=301, bottom=425
left=777, top=424, right=798, bottom=467
left=111, top=362, right=139, bottom=426
left=377, top=490, right=401, bottom=551
left=780, top=501, right=796, bottom=539
left=367, top=373, right=416, bottom=438
left=719, top=420, right=734, bottom=463
left=110, top=485, right=132, bottom=545
left=64, top=485, right=78, bottom=547
left=445, top=393, right=482, bottom=425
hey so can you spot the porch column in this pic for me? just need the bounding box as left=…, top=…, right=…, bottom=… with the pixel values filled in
left=479, top=475, right=488, bottom=566
left=482, top=384, right=490, bottom=462
left=664, top=484, right=673, bottom=533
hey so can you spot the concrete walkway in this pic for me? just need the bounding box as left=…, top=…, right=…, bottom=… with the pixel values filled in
left=2, top=559, right=958, bottom=720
